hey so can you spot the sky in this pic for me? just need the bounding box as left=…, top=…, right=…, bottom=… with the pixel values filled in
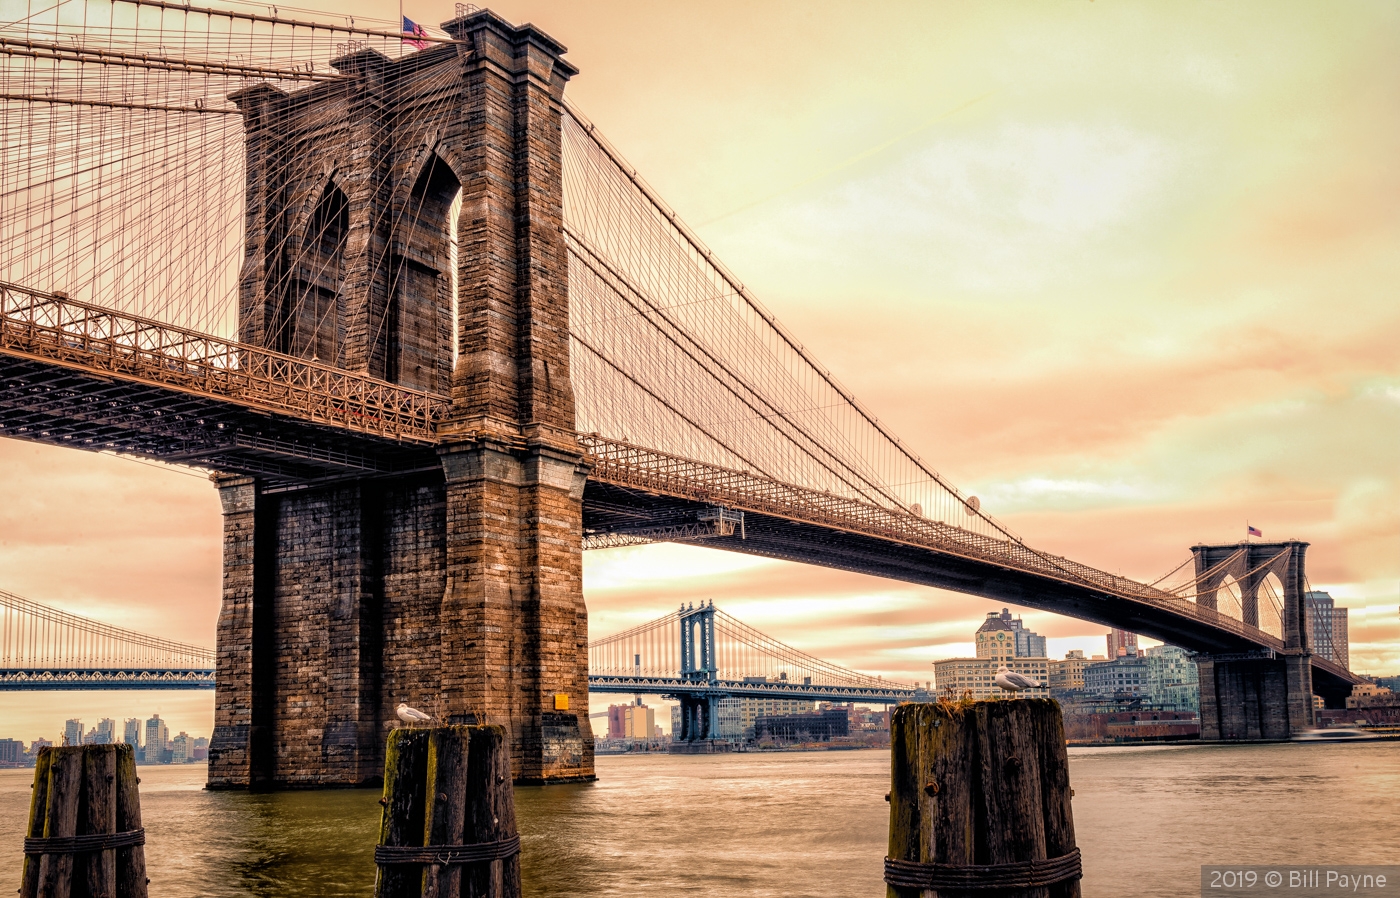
left=2, top=0, right=1397, bottom=741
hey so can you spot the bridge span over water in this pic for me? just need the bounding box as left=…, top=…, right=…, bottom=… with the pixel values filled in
left=1, top=592, right=918, bottom=728
left=0, top=3, right=1357, bottom=785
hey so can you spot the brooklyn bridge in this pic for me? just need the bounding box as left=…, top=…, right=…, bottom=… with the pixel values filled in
left=0, top=2, right=1359, bottom=787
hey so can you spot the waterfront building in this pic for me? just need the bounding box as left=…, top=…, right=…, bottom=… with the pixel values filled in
left=934, top=656, right=1050, bottom=699
left=671, top=695, right=816, bottom=741
left=976, top=609, right=1047, bottom=660
left=1049, top=651, right=1089, bottom=693
left=1144, top=645, right=1200, bottom=712
left=726, top=693, right=817, bottom=739
left=63, top=719, right=82, bottom=747
left=754, top=708, right=849, bottom=743
left=1066, top=710, right=1200, bottom=743
left=1376, top=676, right=1400, bottom=693
left=1083, top=654, right=1151, bottom=697
left=144, top=715, right=169, bottom=763
left=1346, top=682, right=1393, bottom=709
left=193, top=737, right=209, bottom=762
left=122, top=719, right=142, bottom=747
left=0, top=738, right=23, bottom=765
left=1107, top=629, right=1139, bottom=659
left=1305, top=591, right=1350, bottom=670
left=171, top=732, right=192, bottom=763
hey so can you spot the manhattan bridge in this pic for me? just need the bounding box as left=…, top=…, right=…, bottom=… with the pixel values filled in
left=0, top=0, right=1357, bottom=786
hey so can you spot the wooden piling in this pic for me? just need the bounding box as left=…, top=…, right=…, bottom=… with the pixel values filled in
left=21, top=744, right=148, bottom=898
left=887, top=699, right=1080, bottom=898
left=374, top=726, right=521, bottom=898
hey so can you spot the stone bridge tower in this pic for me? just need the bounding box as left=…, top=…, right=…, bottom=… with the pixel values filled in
left=208, top=10, right=594, bottom=787
left=1189, top=541, right=1314, bottom=740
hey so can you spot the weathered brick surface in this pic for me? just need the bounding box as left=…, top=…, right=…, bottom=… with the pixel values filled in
left=212, top=9, right=593, bottom=788
left=208, top=477, right=256, bottom=788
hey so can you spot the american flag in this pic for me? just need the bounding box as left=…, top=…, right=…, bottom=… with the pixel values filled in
left=402, top=16, right=428, bottom=50
left=1247, top=525, right=1262, bottom=537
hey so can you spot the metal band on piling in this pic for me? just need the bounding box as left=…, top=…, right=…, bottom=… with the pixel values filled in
left=23, top=828, right=146, bottom=855
left=883, top=847, right=1082, bottom=891
left=374, top=834, right=521, bottom=866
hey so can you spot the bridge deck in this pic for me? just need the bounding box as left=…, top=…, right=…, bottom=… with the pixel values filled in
left=586, top=675, right=915, bottom=704
left=0, top=284, right=1361, bottom=692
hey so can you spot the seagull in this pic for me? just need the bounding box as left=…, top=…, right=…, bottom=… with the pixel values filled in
left=994, top=667, right=1042, bottom=693
left=397, top=702, right=432, bottom=726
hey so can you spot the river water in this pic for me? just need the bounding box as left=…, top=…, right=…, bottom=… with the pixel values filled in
left=2, top=742, right=1397, bottom=896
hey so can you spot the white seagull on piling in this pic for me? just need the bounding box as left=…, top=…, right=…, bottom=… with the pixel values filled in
left=994, top=667, right=1042, bottom=693
left=397, top=702, right=432, bottom=726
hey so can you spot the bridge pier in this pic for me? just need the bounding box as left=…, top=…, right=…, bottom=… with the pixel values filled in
left=675, top=695, right=721, bottom=741
left=1196, top=653, right=1314, bottom=741
left=209, top=9, right=594, bottom=789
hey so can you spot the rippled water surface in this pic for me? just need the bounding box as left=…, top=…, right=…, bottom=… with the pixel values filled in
left=2, top=742, right=1397, bottom=896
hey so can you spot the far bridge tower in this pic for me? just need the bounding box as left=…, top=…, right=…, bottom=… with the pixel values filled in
left=1190, top=540, right=1319, bottom=740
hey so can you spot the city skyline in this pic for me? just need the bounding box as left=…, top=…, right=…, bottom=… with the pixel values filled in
left=3, top=703, right=209, bottom=751
left=1, top=0, right=1397, bottom=741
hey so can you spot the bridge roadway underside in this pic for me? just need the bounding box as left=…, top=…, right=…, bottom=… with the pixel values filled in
left=582, top=482, right=1355, bottom=699
left=0, top=354, right=441, bottom=485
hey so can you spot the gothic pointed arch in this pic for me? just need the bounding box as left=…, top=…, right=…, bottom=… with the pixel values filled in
left=277, top=179, right=350, bottom=364
left=1257, top=572, right=1285, bottom=640
left=377, top=151, right=460, bottom=391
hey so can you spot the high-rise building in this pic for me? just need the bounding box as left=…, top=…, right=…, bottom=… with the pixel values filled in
left=1306, top=591, right=1350, bottom=670
left=144, top=715, right=169, bottom=763
left=93, top=719, right=116, bottom=745
left=171, top=732, right=191, bottom=764
left=976, top=609, right=1046, bottom=660
left=623, top=705, right=655, bottom=741
left=606, top=705, right=627, bottom=740
left=1107, top=629, right=1138, bottom=659
left=0, top=739, right=23, bottom=764
left=123, top=719, right=142, bottom=748
left=63, top=719, right=83, bottom=747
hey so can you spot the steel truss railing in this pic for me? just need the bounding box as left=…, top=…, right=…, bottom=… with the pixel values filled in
left=580, top=435, right=1290, bottom=653
left=0, top=283, right=446, bottom=442
left=0, top=669, right=214, bottom=690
